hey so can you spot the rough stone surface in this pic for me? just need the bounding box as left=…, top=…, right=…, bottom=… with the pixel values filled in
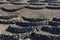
left=0, top=0, right=60, bottom=40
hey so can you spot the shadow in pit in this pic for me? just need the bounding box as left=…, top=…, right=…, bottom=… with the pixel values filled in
left=46, top=6, right=60, bottom=10
left=30, top=33, right=54, bottom=40
left=22, top=16, right=47, bottom=22
left=0, top=20, right=15, bottom=24
left=16, top=22, right=42, bottom=27
left=52, top=17, right=60, bottom=22
left=41, top=27, right=60, bottom=34
left=0, top=34, right=19, bottom=40
left=0, top=7, right=22, bottom=12
left=6, top=26, right=33, bottom=33
left=0, top=15, right=18, bottom=19
left=48, top=21, right=60, bottom=26
left=25, top=6, right=45, bottom=10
